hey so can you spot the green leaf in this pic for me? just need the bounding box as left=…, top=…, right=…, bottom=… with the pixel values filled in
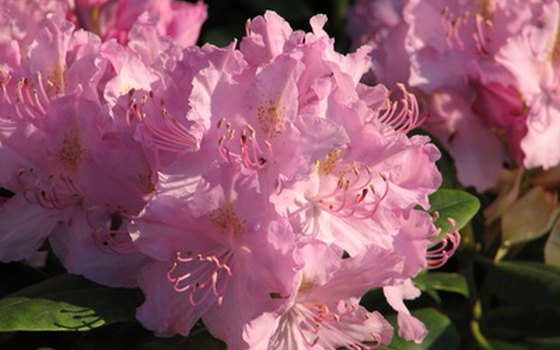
left=413, top=272, right=469, bottom=298
left=488, top=339, right=528, bottom=350
left=488, top=337, right=560, bottom=350
left=479, top=261, right=560, bottom=339
left=480, top=261, right=560, bottom=307
left=522, top=337, right=560, bottom=350
left=428, top=189, right=480, bottom=235
left=482, top=305, right=560, bottom=339
left=0, top=274, right=143, bottom=332
left=138, top=324, right=226, bottom=350
left=380, top=308, right=460, bottom=350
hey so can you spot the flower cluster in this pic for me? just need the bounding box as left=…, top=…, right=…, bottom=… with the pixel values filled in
left=348, top=0, right=560, bottom=191
left=0, top=2, right=458, bottom=348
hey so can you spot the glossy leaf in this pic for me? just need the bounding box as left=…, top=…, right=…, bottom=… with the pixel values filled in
left=482, top=305, right=560, bottom=339
left=138, top=324, right=226, bottom=350
left=413, top=272, right=469, bottom=298
left=480, top=261, right=560, bottom=306
left=0, top=274, right=142, bottom=332
left=480, top=261, right=560, bottom=339
left=488, top=339, right=528, bottom=350
left=428, top=189, right=480, bottom=235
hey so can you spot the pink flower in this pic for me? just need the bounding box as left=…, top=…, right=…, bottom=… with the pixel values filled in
left=384, top=279, right=427, bottom=343
left=252, top=240, right=399, bottom=349
left=346, top=0, right=409, bottom=86
left=130, top=163, right=298, bottom=342
left=495, top=0, right=560, bottom=169
left=127, top=11, right=448, bottom=348
left=347, top=0, right=559, bottom=190
left=0, top=7, right=452, bottom=349
left=0, top=13, right=154, bottom=286
left=72, top=0, right=207, bottom=46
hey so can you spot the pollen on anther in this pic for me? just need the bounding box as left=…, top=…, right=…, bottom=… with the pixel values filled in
left=257, top=99, right=286, bottom=138
left=209, top=205, right=246, bottom=236
left=318, top=150, right=342, bottom=176
left=58, top=134, right=85, bottom=171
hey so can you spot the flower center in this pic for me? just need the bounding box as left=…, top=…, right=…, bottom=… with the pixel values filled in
left=257, top=99, right=285, bottom=138
left=58, top=133, right=85, bottom=171
left=317, top=150, right=342, bottom=176
left=209, top=204, right=246, bottom=236
left=550, top=26, right=560, bottom=67
left=478, top=0, right=495, bottom=23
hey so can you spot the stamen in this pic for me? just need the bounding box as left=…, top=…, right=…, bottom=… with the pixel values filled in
left=167, top=248, right=233, bottom=306
left=216, top=120, right=273, bottom=170
left=375, top=84, right=426, bottom=134
left=90, top=211, right=137, bottom=255
left=18, top=168, right=81, bottom=209
left=0, top=72, right=13, bottom=104
left=317, top=168, right=389, bottom=220
left=139, top=92, right=199, bottom=152
left=440, top=6, right=471, bottom=50
left=284, top=303, right=383, bottom=350
left=427, top=218, right=461, bottom=269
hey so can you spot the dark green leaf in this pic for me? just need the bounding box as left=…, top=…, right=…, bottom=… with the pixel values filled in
left=380, top=308, right=460, bottom=350
left=0, top=274, right=143, bottom=332
left=0, top=262, right=47, bottom=297
left=488, top=339, right=528, bottom=350
left=481, top=305, right=560, bottom=339
left=414, top=272, right=469, bottom=298
left=479, top=261, right=560, bottom=339
left=138, top=324, right=225, bottom=350
left=522, top=337, right=560, bottom=350
left=480, top=261, right=560, bottom=307
left=428, top=189, right=480, bottom=235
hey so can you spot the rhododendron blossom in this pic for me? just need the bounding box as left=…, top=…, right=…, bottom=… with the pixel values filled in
left=348, top=0, right=560, bottom=190
left=0, top=4, right=459, bottom=349
left=0, top=1, right=207, bottom=286
left=129, top=10, right=457, bottom=348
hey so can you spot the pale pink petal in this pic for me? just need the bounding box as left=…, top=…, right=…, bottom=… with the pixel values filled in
left=383, top=279, right=428, bottom=343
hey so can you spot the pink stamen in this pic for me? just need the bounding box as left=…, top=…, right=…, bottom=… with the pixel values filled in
left=427, top=218, right=461, bottom=269
left=291, top=302, right=382, bottom=349
left=318, top=170, right=389, bottom=220
left=376, top=84, right=426, bottom=134
left=167, top=248, right=233, bottom=306
left=89, top=210, right=138, bottom=255
left=138, top=92, right=199, bottom=152
left=217, top=120, right=272, bottom=170
left=18, top=169, right=81, bottom=209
